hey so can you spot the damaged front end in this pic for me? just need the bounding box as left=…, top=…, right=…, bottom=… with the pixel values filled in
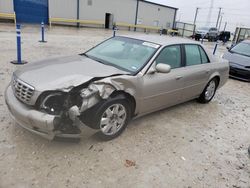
left=32, top=81, right=117, bottom=139
left=68, top=83, right=115, bottom=120
left=5, top=72, right=137, bottom=140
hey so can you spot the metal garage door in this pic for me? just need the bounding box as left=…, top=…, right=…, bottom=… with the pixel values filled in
left=14, top=0, right=48, bottom=24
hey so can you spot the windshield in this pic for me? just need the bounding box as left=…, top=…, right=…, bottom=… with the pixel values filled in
left=230, top=42, right=250, bottom=57
left=85, top=36, right=160, bottom=73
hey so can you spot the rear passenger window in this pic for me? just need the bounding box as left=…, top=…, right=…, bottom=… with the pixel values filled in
left=199, top=46, right=209, bottom=63
left=185, top=45, right=201, bottom=66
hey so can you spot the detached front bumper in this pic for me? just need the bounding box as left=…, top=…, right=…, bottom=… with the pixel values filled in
left=5, top=85, right=57, bottom=140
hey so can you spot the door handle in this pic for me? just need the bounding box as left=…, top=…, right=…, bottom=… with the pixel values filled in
left=176, top=76, right=183, bottom=80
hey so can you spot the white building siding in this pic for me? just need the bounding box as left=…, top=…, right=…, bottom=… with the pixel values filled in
left=0, top=0, right=14, bottom=13
left=79, top=0, right=136, bottom=24
left=49, top=0, right=77, bottom=19
left=137, top=1, right=176, bottom=28
left=1, top=0, right=177, bottom=29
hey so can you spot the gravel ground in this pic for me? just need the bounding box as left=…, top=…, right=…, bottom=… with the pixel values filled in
left=0, top=23, right=249, bottom=188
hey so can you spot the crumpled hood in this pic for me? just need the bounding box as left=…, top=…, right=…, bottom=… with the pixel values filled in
left=14, top=55, right=128, bottom=91
left=223, top=51, right=250, bottom=67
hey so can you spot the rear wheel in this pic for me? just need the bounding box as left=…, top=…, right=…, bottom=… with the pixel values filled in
left=198, top=78, right=218, bottom=103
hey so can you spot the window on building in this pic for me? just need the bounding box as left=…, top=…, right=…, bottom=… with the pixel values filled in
left=153, top=20, right=159, bottom=27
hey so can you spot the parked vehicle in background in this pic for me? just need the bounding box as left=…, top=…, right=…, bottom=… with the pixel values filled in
left=218, top=31, right=231, bottom=42
left=223, top=40, right=250, bottom=81
left=5, top=35, right=229, bottom=141
left=195, top=27, right=219, bottom=41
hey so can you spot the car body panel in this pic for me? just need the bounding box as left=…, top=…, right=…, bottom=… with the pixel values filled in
left=223, top=52, right=250, bottom=67
left=178, top=64, right=209, bottom=101
left=5, top=86, right=56, bottom=139
left=223, top=41, right=250, bottom=81
left=13, top=55, right=129, bottom=105
left=5, top=35, right=229, bottom=139
left=16, top=56, right=126, bottom=95
left=140, top=67, right=185, bottom=114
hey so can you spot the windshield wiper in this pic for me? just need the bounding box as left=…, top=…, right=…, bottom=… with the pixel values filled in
left=81, top=53, right=89, bottom=58
left=81, top=53, right=107, bottom=64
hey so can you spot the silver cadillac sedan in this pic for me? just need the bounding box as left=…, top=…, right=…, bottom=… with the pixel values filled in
left=5, top=35, right=229, bottom=140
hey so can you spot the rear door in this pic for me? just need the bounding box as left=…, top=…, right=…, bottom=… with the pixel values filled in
left=180, top=44, right=211, bottom=102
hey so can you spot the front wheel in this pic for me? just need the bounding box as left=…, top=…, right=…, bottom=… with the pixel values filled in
left=198, top=78, right=218, bottom=103
left=95, top=98, right=131, bottom=140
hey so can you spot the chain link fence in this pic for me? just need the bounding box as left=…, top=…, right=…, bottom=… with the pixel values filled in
left=233, top=27, right=250, bottom=44
left=175, top=21, right=195, bottom=38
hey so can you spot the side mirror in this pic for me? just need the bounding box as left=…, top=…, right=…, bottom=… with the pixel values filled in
left=226, top=46, right=230, bottom=50
left=155, top=63, right=171, bottom=73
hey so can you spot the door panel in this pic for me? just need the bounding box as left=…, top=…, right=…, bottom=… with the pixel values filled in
left=140, top=44, right=184, bottom=114
left=14, top=0, right=48, bottom=24
left=180, top=64, right=210, bottom=102
left=180, top=44, right=211, bottom=101
left=140, top=68, right=186, bottom=114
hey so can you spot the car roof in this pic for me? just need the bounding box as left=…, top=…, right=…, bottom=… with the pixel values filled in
left=119, top=34, right=200, bottom=46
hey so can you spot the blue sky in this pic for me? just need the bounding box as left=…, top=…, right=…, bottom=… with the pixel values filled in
left=149, top=0, right=250, bottom=32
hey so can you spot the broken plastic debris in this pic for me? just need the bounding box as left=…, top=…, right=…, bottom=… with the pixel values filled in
left=124, top=160, right=136, bottom=167
left=181, top=156, right=186, bottom=161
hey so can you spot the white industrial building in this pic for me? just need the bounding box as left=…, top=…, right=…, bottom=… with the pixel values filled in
left=0, top=0, right=178, bottom=30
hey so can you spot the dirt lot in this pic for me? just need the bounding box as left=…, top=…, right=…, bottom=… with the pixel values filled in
left=0, top=23, right=249, bottom=188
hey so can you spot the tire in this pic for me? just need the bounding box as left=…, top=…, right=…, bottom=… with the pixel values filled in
left=94, top=97, right=131, bottom=140
left=197, top=78, right=218, bottom=103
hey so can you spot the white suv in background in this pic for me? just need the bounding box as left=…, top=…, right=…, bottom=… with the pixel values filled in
left=195, top=27, right=219, bottom=41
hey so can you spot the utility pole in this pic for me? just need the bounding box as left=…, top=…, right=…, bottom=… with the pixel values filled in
left=77, top=0, right=80, bottom=28
left=206, top=0, right=214, bottom=26
left=216, top=7, right=222, bottom=28
left=223, top=22, right=227, bottom=32
left=218, top=14, right=223, bottom=31
left=134, top=0, right=139, bottom=31
left=193, top=7, right=199, bottom=36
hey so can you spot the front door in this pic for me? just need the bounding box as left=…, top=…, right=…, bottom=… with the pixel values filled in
left=140, top=45, right=185, bottom=114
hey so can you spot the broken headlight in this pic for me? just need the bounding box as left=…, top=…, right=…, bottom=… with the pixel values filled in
left=40, top=92, right=66, bottom=115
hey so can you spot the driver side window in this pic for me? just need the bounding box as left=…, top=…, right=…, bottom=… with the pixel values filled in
left=155, top=45, right=181, bottom=69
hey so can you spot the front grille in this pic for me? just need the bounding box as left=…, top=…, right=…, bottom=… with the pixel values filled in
left=12, top=76, right=35, bottom=104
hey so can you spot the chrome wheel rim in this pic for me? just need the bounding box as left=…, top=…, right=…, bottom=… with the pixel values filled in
left=205, top=80, right=216, bottom=101
left=100, top=104, right=127, bottom=136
